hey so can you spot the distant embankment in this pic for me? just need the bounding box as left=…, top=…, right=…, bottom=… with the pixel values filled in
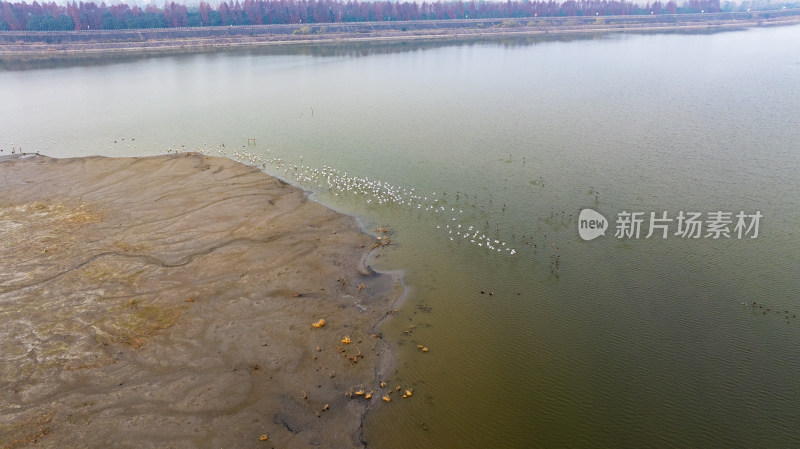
left=1, top=10, right=799, bottom=56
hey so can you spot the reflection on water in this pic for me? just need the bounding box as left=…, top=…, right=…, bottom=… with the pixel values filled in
left=0, top=31, right=650, bottom=71
left=2, top=24, right=800, bottom=448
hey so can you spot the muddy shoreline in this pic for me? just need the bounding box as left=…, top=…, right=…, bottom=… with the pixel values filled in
left=0, top=153, right=403, bottom=448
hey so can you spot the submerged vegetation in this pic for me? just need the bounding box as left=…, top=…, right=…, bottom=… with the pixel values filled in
left=1, top=0, right=798, bottom=31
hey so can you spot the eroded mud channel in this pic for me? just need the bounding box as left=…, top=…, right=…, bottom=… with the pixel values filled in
left=0, top=154, right=401, bottom=448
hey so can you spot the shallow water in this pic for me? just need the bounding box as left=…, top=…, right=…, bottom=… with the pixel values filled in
left=2, top=26, right=800, bottom=447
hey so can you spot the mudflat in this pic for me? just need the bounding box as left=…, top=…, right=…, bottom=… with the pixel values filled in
left=0, top=153, right=401, bottom=448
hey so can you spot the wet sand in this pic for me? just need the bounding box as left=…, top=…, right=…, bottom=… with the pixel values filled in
left=0, top=153, right=402, bottom=448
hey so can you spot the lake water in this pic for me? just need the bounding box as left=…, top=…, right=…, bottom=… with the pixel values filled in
left=3, top=25, right=800, bottom=448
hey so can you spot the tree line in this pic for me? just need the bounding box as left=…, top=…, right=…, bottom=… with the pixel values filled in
left=1, top=0, right=746, bottom=32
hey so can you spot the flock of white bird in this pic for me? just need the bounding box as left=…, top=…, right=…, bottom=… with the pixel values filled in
left=5, top=139, right=535, bottom=260
left=165, top=144, right=522, bottom=258
left=4, top=139, right=532, bottom=259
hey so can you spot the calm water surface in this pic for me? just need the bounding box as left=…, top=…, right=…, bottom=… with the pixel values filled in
left=2, top=26, right=800, bottom=448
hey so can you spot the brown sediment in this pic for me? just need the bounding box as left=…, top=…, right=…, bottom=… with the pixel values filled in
left=0, top=153, right=402, bottom=448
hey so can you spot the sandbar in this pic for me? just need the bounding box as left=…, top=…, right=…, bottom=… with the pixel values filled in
left=0, top=153, right=401, bottom=448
